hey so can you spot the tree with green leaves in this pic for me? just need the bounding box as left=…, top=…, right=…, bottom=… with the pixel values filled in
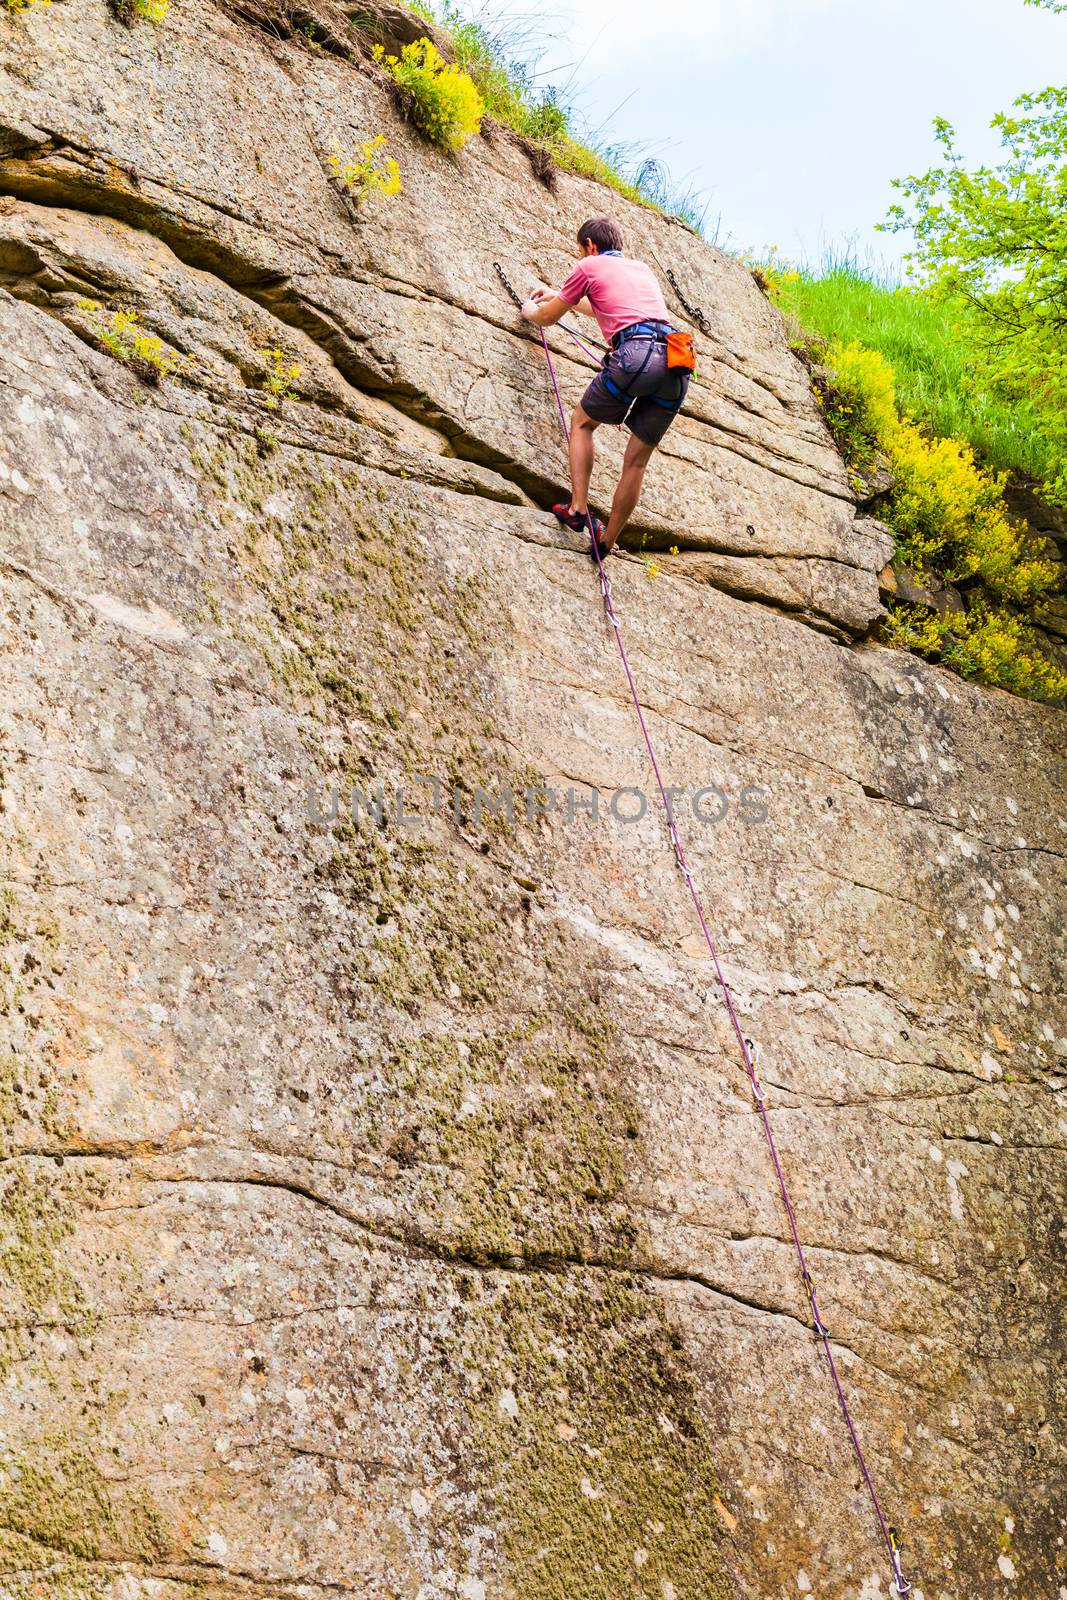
left=882, top=0, right=1066, bottom=502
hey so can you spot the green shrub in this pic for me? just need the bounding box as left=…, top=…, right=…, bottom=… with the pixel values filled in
left=327, top=134, right=402, bottom=202
left=880, top=11, right=1067, bottom=508
left=374, top=36, right=483, bottom=150
left=260, top=347, right=300, bottom=409
left=763, top=253, right=1064, bottom=494
left=76, top=300, right=184, bottom=383
left=4, top=0, right=50, bottom=15
left=812, top=338, right=1063, bottom=700
left=882, top=601, right=1067, bottom=701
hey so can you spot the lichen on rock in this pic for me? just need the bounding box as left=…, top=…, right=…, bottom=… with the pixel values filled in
left=455, top=1269, right=732, bottom=1600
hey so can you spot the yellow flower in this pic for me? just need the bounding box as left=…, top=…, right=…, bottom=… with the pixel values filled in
left=376, top=37, right=484, bottom=151
left=327, top=135, right=402, bottom=201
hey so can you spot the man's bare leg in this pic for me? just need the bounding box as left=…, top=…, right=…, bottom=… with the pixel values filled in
left=602, top=432, right=656, bottom=550
left=567, top=405, right=600, bottom=515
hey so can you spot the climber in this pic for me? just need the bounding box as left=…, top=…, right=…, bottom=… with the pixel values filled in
left=520, top=216, right=693, bottom=563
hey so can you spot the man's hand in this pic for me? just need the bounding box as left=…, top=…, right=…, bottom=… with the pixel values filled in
left=520, top=292, right=571, bottom=328
left=521, top=286, right=553, bottom=320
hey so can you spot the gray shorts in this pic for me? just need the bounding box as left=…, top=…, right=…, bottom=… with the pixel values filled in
left=580, top=334, right=690, bottom=447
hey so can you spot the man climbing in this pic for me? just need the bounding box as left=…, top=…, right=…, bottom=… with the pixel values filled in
left=521, top=217, right=692, bottom=563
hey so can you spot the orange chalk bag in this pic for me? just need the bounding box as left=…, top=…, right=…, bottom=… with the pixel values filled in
left=666, top=329, right=696, bottom=372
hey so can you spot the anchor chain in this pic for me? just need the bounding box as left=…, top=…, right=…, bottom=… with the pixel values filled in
left=493, top=260, right=525, bottom=309
left=666, top=267, right=713, bottom=338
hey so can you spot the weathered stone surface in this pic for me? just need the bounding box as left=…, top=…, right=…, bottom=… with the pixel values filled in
left=0, top=10, right=1064, bottom=1600
left=0, top=0, right=883, bottom=622
left=851, top=454, right=896, bottom=507
left=1035, top=595, right=1067, bottom=640
left=881, top=558, right=965, bottom=615
left=665, top=518, right=895, bottom=636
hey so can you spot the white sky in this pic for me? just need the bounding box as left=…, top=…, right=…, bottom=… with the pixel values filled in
left=492, top=0, right=1066, bottom=270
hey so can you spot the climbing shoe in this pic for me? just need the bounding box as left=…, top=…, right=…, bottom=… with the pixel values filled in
left=551, top=503, right=608, bottom=562
left=552, top=502, right=604, bottom=538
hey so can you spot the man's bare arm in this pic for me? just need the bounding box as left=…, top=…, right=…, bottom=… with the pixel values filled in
left=521, top=293, right=575, bottom=328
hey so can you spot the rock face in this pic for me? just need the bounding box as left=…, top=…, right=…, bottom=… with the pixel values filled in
left=0, top=8, right=1064, bottom=1600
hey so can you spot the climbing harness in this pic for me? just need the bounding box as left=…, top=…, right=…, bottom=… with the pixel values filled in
left=495, top=264, right=915, bottom=1597
left=599, top=328, right=690, bottom=414
left=612, top=315, right=697, bottom=377
left=601, top=337, right=656, bottom=402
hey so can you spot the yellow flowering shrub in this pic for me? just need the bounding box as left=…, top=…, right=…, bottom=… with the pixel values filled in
left=260, top=347, right=300, bottom=409
left=108, top=0, right=167, bottom=22
left=882, top=602, right=1067, bottom=701
left=373, top=37, right=484, bottom=151
left=824, top=341, right=1058, bottom=604
left=76, top=300, right=185, bottom=383
left=814, top=340, right=1063, bottom=700
left=890, top=429, right=1058, bottom=603
left=327, top=135, right=402, bottom=202
left=820, top=341, right=898, bottom=443
left=746, top=249, right=801, bottom=305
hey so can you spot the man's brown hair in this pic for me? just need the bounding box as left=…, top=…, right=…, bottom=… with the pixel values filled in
left=577, top=217, right=624, bottom=252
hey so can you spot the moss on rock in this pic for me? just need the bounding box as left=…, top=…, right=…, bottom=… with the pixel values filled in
left=360, top=1001, right=642, bottom=1265
left=171, top=420, right=731, bottom=1598
left=0, top=1428, right=168, bottom=1570
left=455, top=1270, right=731, bottom=1600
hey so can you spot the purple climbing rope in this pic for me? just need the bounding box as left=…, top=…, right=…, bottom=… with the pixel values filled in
left=536, top=325, right=913, bottom=1598
left=492, top=260, right=606, bottom=368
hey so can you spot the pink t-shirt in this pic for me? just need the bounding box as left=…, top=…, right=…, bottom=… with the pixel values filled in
left=558, top=253, right=671, bottom=343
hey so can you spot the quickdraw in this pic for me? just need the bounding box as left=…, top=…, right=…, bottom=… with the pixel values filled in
left=802, top=1268, right=831, bottom=1340
left=890, top=1529, right=912, bottom=1595
left=495, top=264, right=916, bottom=1596
left=743, top=1036, right=768, bottom=1105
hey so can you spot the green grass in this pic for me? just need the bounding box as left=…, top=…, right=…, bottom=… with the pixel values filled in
left=763, top=251, right=1066, bottom=701
left=768, top=252, right=1061, bottom=489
